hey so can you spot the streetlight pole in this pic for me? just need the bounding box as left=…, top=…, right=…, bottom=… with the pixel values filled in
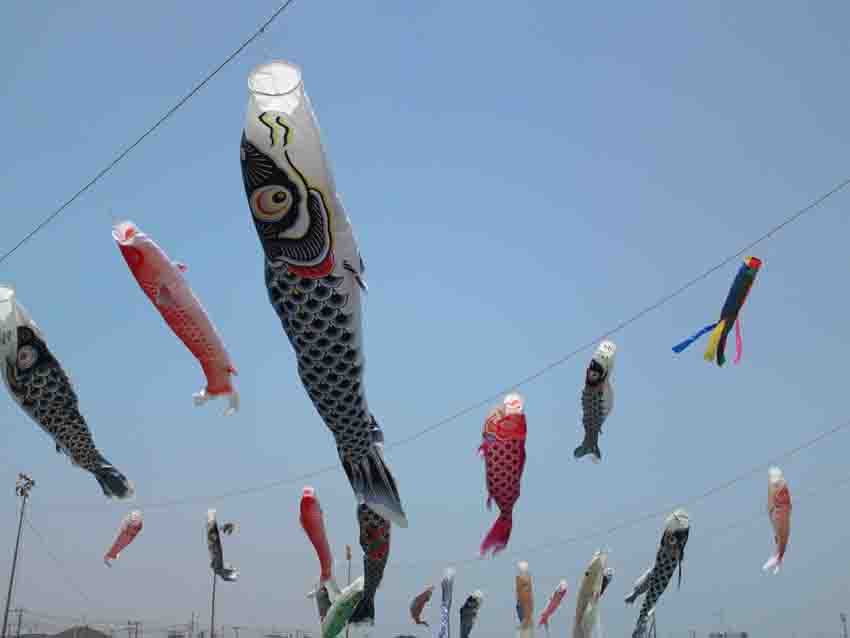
left=13, top=608, right=22, bottom=638
left=344, top=545, right=352, bottom=638
left=1, top=475, right=34, bottom=638
left=210, top=572, right=217, bottom=638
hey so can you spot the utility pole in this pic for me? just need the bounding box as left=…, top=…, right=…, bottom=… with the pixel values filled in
left=344, top=545, right=352, bottom=638
left=189, top=613, right=195, bottom=638
left=841, top=613, right=848, bottom=638
left=210, top=572, right=217, bottom=638
left=1, top=475, right=34, bottom=638
left=13, top=609, right=22, bottom=638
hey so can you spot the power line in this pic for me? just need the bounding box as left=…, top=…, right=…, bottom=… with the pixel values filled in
left=21, top=513, right=94, bottom=609
left=0, top=0, right=297, bottom=269
left=391, top=415, right=850, bottom=569
left=384, top=173, right=850, bottom=450
left=42, top=173, right=850, bottom=512
left=18, top=468, right=850, bottom=638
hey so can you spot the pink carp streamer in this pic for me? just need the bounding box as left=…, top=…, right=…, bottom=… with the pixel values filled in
left=104, top=510, right=143, bottom=566
left=537, top=580, right=568, bottom=630
left=764, top=467, right=792, bottom=574
left=113, top=221, right=238, bottom=415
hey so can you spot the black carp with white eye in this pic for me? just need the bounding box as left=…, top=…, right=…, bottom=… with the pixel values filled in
left=239, top=60, right=407, bottom=530
left=459, top=590, right=484, bottom=638
left=0, top=287, right=133, bottom=499
left=575, top=340, right=616, bottom=463
left=625, top=509, right=690, bottom=638
left=206, top=509, right=239, bottom=582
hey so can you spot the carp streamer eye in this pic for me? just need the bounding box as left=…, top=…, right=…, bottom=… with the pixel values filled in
left=251, top=185, right=293, bottom=223
left=17, top=345, right=37, bottom=370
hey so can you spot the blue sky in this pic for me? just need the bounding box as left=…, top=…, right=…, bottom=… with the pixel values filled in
left=1, top=1, right=849, bottom=636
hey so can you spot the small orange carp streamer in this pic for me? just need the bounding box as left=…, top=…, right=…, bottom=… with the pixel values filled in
left=763, top=466, right=792, bottom=574
left=104, top=510, right=143, bottom=566
left=410, top=585, right=434, bottom=626
left=516, top=561, right=534, bottom=638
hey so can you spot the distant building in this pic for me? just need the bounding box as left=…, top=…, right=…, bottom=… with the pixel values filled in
left=709, top=633, right=749, bottom=638
left=52, top=627, right=111, bottom=638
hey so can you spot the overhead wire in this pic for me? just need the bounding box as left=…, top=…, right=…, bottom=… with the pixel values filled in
left=0, top=0, right=297, bottom=269
left=44, top=172, right=850, bottom=512
left=14, top=468, right=850, bottom=635
left=22, top=512, right=95, bottom=609
left=533, top=469, right=850, bottom=605
left=0, top=2, right=844, bottom=630
left=391, top=415, right=850, bottom=569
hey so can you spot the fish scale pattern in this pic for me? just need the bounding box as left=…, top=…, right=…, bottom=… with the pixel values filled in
left=483, top=438, right=525, bottom=511
left=353, top=503, right=390, bottom=622
left=8, top=327, right=104, bottom=471
left=581, top=385, right=607, bottom=432
left=438, top=574, right=453, bottom=638
left=139, top=280, right=218, bottom=362
left=264, top=263, right=373, bottom=464
left=459, top=595, right=481, bottom=638
left=632, top=543, right=680, bottom=638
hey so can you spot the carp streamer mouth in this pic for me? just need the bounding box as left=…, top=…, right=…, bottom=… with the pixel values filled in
left=112, top=221, right=139, bottom=244
left=4, top=359, right=19, bottom=391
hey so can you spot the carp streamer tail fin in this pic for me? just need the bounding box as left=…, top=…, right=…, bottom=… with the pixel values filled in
left=574, top=436, right=602, bottom=463
left=93, top=461, right=134, bottom=500
left=480, top=513, right=512, bottom=557
left=348, top=597, right=375, bottom=626
left=193, top=387, right=240, bottom=417
left=762, top=554, right=781, bottom=574
left=217, top=564, right=240, bottom=582
left=342, top=445, right=407, bottom=528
